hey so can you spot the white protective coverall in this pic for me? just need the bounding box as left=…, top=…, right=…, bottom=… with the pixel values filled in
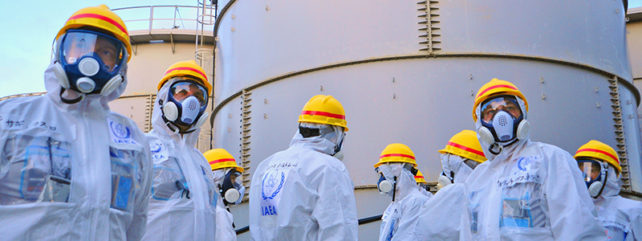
left=593, top=166, right=642, bottom=241
left=414, top=154, right=475, bottom=240
left=463, top=139, right=606, bottom=241
left=439, top=154, right=475, bottom=187
left=418, top=186, right=434, bottom=198
left=213, top=169, right=237, bottom=241
left=0, top=63, right=152, bottom=240
left=142, top=78, right=217, bottom=241
left=249, top=130, right=358, bottom=241
left=378, top=164, right=431, bottom=241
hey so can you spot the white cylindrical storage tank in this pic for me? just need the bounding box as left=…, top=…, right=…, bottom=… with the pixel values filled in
left=213, top=0, right=640, bottom=239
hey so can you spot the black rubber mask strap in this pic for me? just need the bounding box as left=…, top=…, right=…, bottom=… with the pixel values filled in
left=59, top=88, right=83, bottom=104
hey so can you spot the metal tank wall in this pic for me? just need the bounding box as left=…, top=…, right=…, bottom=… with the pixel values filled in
left=628, top=7, right=642, bottom=135
left=213, top=0, right=640, bottom=239
left=626, top=7, right=642, bottom=199
left=108, top=5, right=215, bottom=151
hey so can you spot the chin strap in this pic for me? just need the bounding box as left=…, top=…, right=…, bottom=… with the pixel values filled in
left=391, top=176, right=397, bottom=202
left=489, top=143, right=503, bottom=155
left=162, top=115, right=197, bottom=134
left=59, top=88, right=83, bottom=104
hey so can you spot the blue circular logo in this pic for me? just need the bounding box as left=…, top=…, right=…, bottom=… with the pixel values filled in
left=110, top=121, right=131, bottom=139
left=517, top=157, right=530, bottom=171
left=261, top=171, right=284, bottom=200
left=150, top=142, right=162, bottom=153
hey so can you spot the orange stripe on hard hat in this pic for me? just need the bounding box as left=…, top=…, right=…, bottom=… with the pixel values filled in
left=208, top=158, right=236, bottom=165
left=476, top=84, right=518, bottom=98
left=166, top=67, right=208, bottom=81
left=415, top=175, right=424, bottom=179
left=301, top=110, right=345, bottom=120
left=68, top=13, right=128, bottom=35
left=447, top=142, right=485, bottom=157
left=379, top=153, right=416, bottom=160
left=576, top=148, right=619, bottom=164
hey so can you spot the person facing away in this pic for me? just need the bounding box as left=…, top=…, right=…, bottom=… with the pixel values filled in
left=462, top=78, right=606, bottom=240
left=574, top=140, right=642, bottom=241
left=414, top=170, right=433, bottom=198
left=374, top=143, right=431, bottom=241
left=249, top=94, right=358, bottom=241
left=205, top=148, right=246, bottom=241
left=0, top=5, right=152, bottom=240
left=415, top=129, right=487, bottom=240
left=142, top=60, right=218, bottom=241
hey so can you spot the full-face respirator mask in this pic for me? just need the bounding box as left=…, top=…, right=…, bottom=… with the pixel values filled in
left=160, top=79, right=210, bottom=133
left=476, top=95, right=530, bottom=155
left=218, top=169, right=245, bottom=205
left=577, top=159, right=610, bottom=198
left=53, top=29, right=127, bottom=101
left=375, top=164, right=417, bottom=201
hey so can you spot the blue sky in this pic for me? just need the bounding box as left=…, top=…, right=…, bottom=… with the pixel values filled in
left=1, top=1, right=641, bottom=98
left=0, top=0, right=196, bottom=98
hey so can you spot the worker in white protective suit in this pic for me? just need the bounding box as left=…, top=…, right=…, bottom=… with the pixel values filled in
left=0, top=5, right=152, bottom=240
left=574, top=140, right=642, bottom=241
left=437, top=129, right=487, bottom=189
left=375, top=143, right=431, bottom=241
left=414, top=170, right=433, bottom=198
left=462, top=78, right=606, bottom=240
left=416, top=129, right=487, bottom=240
left=205, top=148, right=246, bottom=241
left=249, top=95, right=358, bottom=241
left=142, top=60, right=217, bottom=241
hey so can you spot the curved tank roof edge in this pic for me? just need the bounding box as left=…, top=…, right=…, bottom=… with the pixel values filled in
left=628, top=7, right=642, bottom=22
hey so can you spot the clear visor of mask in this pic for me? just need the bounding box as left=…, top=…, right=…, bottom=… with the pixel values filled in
left=577, top=159, right=602, bottom=183
left=169, top=80, right=208, bottom=107
left=480, top=95, right=523, bottom=124
left=59, top=29, right=125, bottom=72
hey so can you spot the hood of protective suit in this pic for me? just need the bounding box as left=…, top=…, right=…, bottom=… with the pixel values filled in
left=475, top=130, right=527, bottom=162
left=212, top=169, right=226, bottom=187
left=151, top=78, right=202, bottom=146
left=289, top=126, right=340, bottom=156
left=598, top=165, right=622, bottom=199
left=440, top=154, right=474, bottom=184
left=377, top=164, right=417, bottom=202
left=44, top=61, right=127, bottom=110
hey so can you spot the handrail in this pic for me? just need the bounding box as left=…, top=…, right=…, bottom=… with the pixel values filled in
left=111, top=5, right=207, bottom=33
left=235, top=225, right=249, bottom=235
left=234, top=214, right=383, bottom=235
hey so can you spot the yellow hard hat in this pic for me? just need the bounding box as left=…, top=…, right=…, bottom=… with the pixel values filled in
left=415, top=170, right=427, bottom=184
left=158, top=60, right=212, bottom=96
left=56, top=5, right=132, bottom=62
left=438, top=130, right=487, bottom=163
left=298, top=95, right=348, bottom=131
left=204, top=148, right=244, bottom=173
left=472, top=78, right=528, bottom=122
left=374, top=143, right=417, bottom=168
left=574, top=140, right=621, bottom=174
